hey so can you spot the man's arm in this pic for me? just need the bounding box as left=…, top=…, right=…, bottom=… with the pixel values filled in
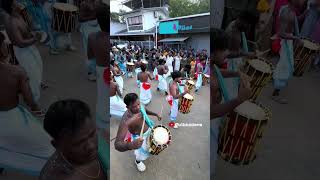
left=148, top=72, right=154, bottom=80
left=114, top=118, right=132, bottom=152
left=145, top=108, right=158, bottom=117
left=116, top=84, right=122, bottom=98
left=170, top=83, right=187, bottom=99
left=9, top=22, right=36, bottom=48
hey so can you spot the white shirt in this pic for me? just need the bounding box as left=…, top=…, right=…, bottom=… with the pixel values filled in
left=174, top=56, right=181, bottom=71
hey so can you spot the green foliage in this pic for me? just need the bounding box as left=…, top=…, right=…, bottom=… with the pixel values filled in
left=169, top=0, right=210, bottom=18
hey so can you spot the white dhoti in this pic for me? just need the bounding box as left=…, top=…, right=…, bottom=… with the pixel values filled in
left=168, top=66, right=173, bottom=74
left=132, top=128, right=152, bottom=161
left=110, top=95, right=127, bottom=118
left=140, top=82, right=152, bottom=105
left=114, top=75, right=124, bottom=94
left=210, top=117, right=224, bottom=178
left=195, top=73, right=203, bottom=90
left=96, top=66, right=108, bottom=129
left=0, top=105, right=54, bottom=176
left=167, top=96, right=179, bottom=121
left=157, top=75, right=168, bottom=92
left=13, top=45, right=43, bottom=102
left=273, top=39, right=294, bottom=89
left=153, top=68, right=158, bottom=80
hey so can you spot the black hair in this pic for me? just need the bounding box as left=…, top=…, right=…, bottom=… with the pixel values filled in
left=44, top=99, right=92, bottom=140
left=1, top=0, right=13, bottom=14
left=124, top=93, right=139, bottom=106
left=211, top=28, right=228, bottom=52
left=171, top=71, right=181, bottom=80
left=140, top=63, right=147, bottom=72
left=96, top=3, right=109, bottom=32
left=239, top=10, right=259, bottom=25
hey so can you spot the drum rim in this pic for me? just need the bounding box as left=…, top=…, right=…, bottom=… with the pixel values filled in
left=53, top=2, right=79, bottom=11
left=152, top=126, right=170, bottom=145
left=183, top=93, right=194, bottom=100
left=247, top=58, right=273, bottom=74
left=234, top=101, right=269, bottom=121
left=300, top=38, right=320, bottom=51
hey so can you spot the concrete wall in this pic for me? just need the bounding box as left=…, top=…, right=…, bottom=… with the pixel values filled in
left=110, top=21, right=126, bottom=35
left=186, top=33, right=210, bottom=51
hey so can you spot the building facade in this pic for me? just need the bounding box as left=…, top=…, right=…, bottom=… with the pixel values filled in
left=158, top=13, right=210, bottom=51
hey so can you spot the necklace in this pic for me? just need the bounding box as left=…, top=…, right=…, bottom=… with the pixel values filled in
left=59, top=152, right=101, bottom=179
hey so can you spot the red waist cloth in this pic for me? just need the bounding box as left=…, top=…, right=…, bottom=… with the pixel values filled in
left=142, top=82, right=151, bottom=90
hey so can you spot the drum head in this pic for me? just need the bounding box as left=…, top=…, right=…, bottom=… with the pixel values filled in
left=127, top=62, right=134, bottom=66
left=235, top=101, right=266, bottom=121
left=302, top=39, right=320, bottom=51
left=187, top=80, right=195, bottom=85
left=183, top=93, right=194, bottom=100
left=53, top=3, right=78, bottom=11
left=249, top=59, right=272, bottom=73
left=153, top=127, right=169, bottom=145
left=204, top=74, right=210, bottom=78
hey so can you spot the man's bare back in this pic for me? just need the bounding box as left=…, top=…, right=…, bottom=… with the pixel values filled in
left=138, top=71, right=152, bottom=83
left=157, top=65, right=168, bottom=75
left=110, top=81, right=121, bottom=97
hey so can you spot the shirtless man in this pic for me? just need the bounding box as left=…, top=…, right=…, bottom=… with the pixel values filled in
left=272, top=0, right=304, bottom=104
left=110, top=73, right=127, bottom=117
left=168, top=71, right=189, bottom=129
left=79, top=0, right=100, bottom=81
left=157, top=59, right=169, bottom=95
left=195, top=57, right=206, bottom=93
left=211, top=29, right=251, bottom=179
left=0, top=31, right=53, bottom=174
left=114, top=93, right=161, bottom=172
left=87, top=3, right=109, bottom=129
left=2, top=0, right=44, bottom=102
left=40, top=100, right=107, bottom=180
left=138, top=63, right=154, bottom=105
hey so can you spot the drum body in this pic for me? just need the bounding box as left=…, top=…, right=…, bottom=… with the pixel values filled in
left=185, top=80, right=195, bottom=92
left=178, top=93, right=194, bottom=114
left=242, top=58, right=273, bottom=101
left=148, top=125, right=172, bottom=155
left=218, top=101, right=271, bottom=165
left=202, top=74, right=210, bottom=85
left=293, top=38, right=319, bottom=76
left=126, top=62, right=135, bottom=72
left=52, top=3, right=78, bottom=33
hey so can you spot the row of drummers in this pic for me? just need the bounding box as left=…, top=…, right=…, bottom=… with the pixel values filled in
left=215, top=38, right=320, bottom=165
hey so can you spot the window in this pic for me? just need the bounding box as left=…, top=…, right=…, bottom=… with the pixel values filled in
left=127, top=15, right=143, bottom=26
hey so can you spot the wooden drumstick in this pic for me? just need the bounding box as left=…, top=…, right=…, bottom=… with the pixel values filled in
left=140, top=114, right=145, bottom=138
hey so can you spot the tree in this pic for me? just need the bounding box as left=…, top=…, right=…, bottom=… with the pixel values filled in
left=169, top=0, right=210, bottom=18
left=110, top=10, right=126, bottom=23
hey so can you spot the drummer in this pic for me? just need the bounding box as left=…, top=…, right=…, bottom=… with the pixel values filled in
left=114, top=93, right=161, bottom=172
left=137, top=62, right=154, bottom=105
left=272, top=0, right=304, bottom=104
left=87, top=3, right=109, bottom=129
left=79, top=0, right=101, bottom=81
left=110, top=73, right=127, bottom=118
left=2, top=0, right=44, bottom=103
left=211, top=29, right=251, bottom=178
left=157, top=59, right=169, bottom=95
left=167, top=71, right=189, bottom=129
left=195, top=56, right=206, bottom=93
left=225, top=10, right=257, bottom=99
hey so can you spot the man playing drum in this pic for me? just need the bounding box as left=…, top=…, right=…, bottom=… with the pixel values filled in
left=167, top=71, right=189, bottom=129
left=110, top=72, right=127, bottom=118
left=195, top=56, right=206, bottom=93
left=114, top=93, right=161, bottom=172
left=137, top=63, right=154, bottom=105
left=272, top=0, right=304, bottom=104
left=87, top=3, right=109, bottom=129
left=211, top=29, right=251, bottom=179
left=157, top=59, right=169, bottom=95
left=2, top=0, right=44, bottom=103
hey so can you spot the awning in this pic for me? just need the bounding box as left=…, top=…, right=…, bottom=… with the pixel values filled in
left=158, top=37, right=189, bottom=43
